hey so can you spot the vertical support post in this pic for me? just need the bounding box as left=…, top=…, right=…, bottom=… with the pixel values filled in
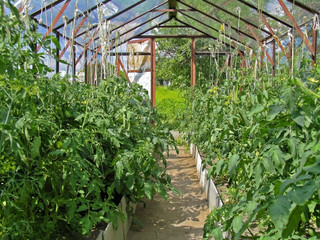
left=117, top=55, right=121, bottom=77
left=288, top=31, right=293, bottom=73
left=191, top=38, right=196, bottom=87
left=260, top=51, right=264, bottom=71
left=56, top=32, right=60, bottom=74
left=84, top=49, right=88, bottom=83
left=72, top=45, right=76, bottom=83
left=151, top=38, right=156, bottom=108
left=272, top=39, right=276, bottom=77
left=312, top=26, right=317, bottom=67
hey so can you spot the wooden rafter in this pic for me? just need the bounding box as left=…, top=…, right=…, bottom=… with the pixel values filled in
left=179, top=11, right=254, bottom=50
left=59, top=16, right=88, bottom=58
left=54, top=0, right=112, bottom=31
left=235, top=0, right=292, bottom=28
left=30, top=0, right=65, bottom=17
left=75, top=28, right=100, bottom=65
left=36, top=0, right=71, bottom=53
left=110, top=18, right=171, bottom=52
left=246, top=23, right=274, bottom=66
left=277, top=0, right=314, bottom=55
left=258, top=12, right=290, bottom=60
left=141, top=34, right=209, bottom=38
left=178, top=0, right=256, bottom=41
left=117, top=56, right=130, bottom=81
left=202, top=0, right=271, bottom=35
left=75, top=1, right=168, bottom=39
left=92, top=12, right=167, bottom=51
left=175, top=18, right=238, bottom=51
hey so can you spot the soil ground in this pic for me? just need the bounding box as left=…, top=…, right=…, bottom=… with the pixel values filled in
left=127, top=145, right=209, bottom=240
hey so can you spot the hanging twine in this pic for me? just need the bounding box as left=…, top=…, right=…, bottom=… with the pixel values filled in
left=20, top=0, right=32, bottom=29
left=313, top=14, right=320, bottom=30
left=39, top=0, right=45, bottom=24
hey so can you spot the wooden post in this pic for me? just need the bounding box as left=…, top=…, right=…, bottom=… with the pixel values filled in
left=260, top=50, right=264, bottom=71
left=272, top=39, right=276, bottom=77
left=312, top=26, right=317, bottom=67
left=117, top=55, right=121, bottom=77
left=56, top=32, right=60, bottom=74
left=72, top=45, right=76, bottom=83
left=151, top=38, right=156, bottom=108
left=191, top=38, right=196, bottom=87
left=84, top=49, right=88, bottom=83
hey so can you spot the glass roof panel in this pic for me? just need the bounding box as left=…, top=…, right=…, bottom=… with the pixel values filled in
left=178, top=8, right=259, bottom=49
left=12, top=0, right=320, bottom=53
left=240, top=0, right=315, bottom=34
left=179, top=0, right=267, bottom=43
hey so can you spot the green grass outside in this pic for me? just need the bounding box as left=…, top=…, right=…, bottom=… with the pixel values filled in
left=155, top=86, right=186, bottom=129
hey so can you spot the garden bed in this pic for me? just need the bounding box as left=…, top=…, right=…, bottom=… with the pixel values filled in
left=96, top=197, right=136, bottom=240
left=190, top=143, right=230, bottom=239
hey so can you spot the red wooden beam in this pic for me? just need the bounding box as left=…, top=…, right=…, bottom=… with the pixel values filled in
left=272, top=40, right=276, bottom=76
left=152, top=9, right=194, bottom=12
left=106, top=18, right=171, bottom=52
left=36, top=0, right=71, bottom=53
left=117, top=56, right=121, bottom=77
left=178, top=0, right=257, bottom=41
left=259, top=12, right=290, bottom=60
left=235, top=0, right=292, bottom=28
left=87, top=40, right=116, bottom=67
left=59, top=16, right=88, bottom=59
left=75, top=28, right=100, bottom=65
left=30, top=0, right=66, bottom=17
left=56, top=32, right=60, bottom=73
left=53, top=0, right=112, bottom=31
left=202, top=0, right=271, bottom=36
left=88, top=46, right=101, bottom=67
left=231, top=41, right=247, bottom=65
left=246, top=23, right=274, bottom=66
left=92, top=12, right=166, bottom=48
left=312, top=25, right=317, bottom=66
left=117, top=56, right=130, bottom=82
left=84, top=50, right=88, bottom=83
left=129, top=38, right=151, bottom=44
left=151, top=38, right=156, bottom=108
left=179, top=11, right=254, bottom=49
left=191, top=38, right=196, bottom=87
left=277, top=0, right=314, bottom=55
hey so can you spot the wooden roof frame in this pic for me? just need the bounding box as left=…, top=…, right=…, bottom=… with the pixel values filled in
left=27, top=0, right=319, bottom=57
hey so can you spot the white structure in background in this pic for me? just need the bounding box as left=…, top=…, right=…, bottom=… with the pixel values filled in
left=127, top=39, right=152, bottom=98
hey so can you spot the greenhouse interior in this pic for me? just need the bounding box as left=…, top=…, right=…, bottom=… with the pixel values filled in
left=1, top=0, right=320, bottom=239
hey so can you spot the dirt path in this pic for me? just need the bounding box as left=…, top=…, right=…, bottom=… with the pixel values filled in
left=127, top=146, right=209, bottom=240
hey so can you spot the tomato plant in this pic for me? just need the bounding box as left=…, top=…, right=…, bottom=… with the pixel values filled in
left=181, top=64, right=320, bottom=239
left=0, top=3, right=177, bottom=239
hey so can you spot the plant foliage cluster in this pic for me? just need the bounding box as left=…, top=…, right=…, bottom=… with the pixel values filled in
left=0, top=2, right=176, bottom=239
left=181, top=64, right=320, bottom=239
